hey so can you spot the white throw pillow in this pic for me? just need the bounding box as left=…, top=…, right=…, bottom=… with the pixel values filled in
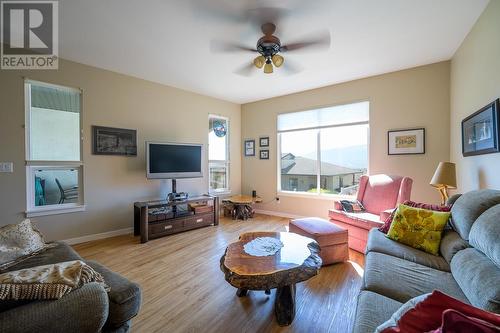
left=0, top=219, right=46, bottom=266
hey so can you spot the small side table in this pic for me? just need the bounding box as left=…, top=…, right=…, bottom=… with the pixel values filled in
left=226, top=195, right=262, bottom=220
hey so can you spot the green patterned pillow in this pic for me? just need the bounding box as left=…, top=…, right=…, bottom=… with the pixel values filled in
left=387, top=204, right=450, bottom=255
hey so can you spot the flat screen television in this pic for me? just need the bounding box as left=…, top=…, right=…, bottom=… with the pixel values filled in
left=146, top=142, right=203, bottom=179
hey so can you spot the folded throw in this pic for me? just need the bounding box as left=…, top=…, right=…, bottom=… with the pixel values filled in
left=0, top=260, right=109, bottom=300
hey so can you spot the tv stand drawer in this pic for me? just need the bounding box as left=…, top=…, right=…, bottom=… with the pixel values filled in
left=184, top=213, right=213, bottom=230
left=149, top=219, right=184, bottom=237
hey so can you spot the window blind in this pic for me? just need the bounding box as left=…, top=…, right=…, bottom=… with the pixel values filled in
left=277, top=101, right=369, bottom=132
left=31, top=84, right=80, bottom=113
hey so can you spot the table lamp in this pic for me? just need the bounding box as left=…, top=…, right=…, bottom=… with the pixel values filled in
left=430, top=162, right=457, bottom=205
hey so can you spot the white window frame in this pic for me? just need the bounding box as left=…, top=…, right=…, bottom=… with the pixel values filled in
left=277, top=102, right=370, bottom=199
left=208, top=114, right=231, bottom=195
left=25, top=79, right=85, bottom=217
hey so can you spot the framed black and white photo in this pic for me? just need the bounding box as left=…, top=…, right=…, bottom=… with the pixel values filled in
left=259, top=149, right=269, bottom=160
left=462, top=99, right=499, bottom=157
left=92, top=126, right=137, bottom=156
left=388, top=128, right=425, bottom=155
left=259, top=136, right=269, bottom=147
left=244, top=139, right=255, bottom=156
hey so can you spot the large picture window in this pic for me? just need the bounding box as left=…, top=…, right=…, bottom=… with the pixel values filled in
left=278, top=101, right=369, bottom=196
left=25, top=80, right=84, bottom=216
left=208, top=115, right=230, bottom=194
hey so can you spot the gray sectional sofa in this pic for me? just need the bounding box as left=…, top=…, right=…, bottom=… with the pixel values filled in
left=0, top=242, right=141, bottom=333
left=353, top=189, right=500, bottom=333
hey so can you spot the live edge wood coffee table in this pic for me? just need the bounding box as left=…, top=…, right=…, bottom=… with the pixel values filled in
left=220, top=232, right=322, bottom=326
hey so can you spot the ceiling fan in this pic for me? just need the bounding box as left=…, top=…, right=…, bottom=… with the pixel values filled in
left=210, top=20, right=330, bottom=75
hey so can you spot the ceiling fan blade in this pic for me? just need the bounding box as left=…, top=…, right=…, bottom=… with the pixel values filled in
left=281, top=30, right=331, bottom=52
left=281, top=58, right=302, bottom=75
left=210, top=40, right=257, bottom=53
left=193, top=0, right=246, bottom=24
left=245, top=6, right=290, bottom=30
left=234, top=62, right=256, bottom=76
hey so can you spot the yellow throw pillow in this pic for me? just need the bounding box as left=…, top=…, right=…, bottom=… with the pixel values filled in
left=387, top=204, right=450, bottom=255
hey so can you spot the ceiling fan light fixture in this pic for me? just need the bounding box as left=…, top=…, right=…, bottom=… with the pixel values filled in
left=264, top=59, right=273, bottom=74
left=272, top=54, right=284, bottom=67
left=253, top=56, right=265, bottom=69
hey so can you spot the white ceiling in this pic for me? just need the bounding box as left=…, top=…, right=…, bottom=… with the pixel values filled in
left=59, top=0, right=489, bottom=104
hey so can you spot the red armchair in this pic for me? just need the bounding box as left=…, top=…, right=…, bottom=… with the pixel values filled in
left=328, top=174, right=413, bottom=253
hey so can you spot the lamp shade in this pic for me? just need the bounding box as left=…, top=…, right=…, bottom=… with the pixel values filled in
left=430, top=162, right=457, bottom=188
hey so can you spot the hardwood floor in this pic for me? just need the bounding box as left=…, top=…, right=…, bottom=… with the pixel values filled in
left=74, top=214, right=365, bottom=333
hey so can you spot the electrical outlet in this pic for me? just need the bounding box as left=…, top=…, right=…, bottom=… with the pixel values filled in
left=0, top=162, right=13, bottom=173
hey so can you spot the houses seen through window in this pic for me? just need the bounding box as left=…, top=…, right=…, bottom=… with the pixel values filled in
left=278, top=101, right=369, bottom=196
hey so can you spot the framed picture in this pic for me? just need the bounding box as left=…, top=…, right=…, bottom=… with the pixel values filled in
left=388, top=128, right=425, bottom=155
left=92, top=126, right=137, bottom=156
left=244, top=139, right=255, bottom=156
left=259, top=136, right=269, bottom=147
left=259, top=149, right=269, bottom=160
left=462, top=99, right=500, bottom=157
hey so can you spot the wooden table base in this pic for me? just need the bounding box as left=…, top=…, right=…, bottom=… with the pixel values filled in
left=232, top=204, right=255, bottom=220
left=275, top=284, right=296, bottom=326
left=236, top=284, right=296, bottom=326
left=221, top=232, right=321, bottom=327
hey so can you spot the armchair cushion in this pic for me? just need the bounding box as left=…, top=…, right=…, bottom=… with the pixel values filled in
left=86, top=260, right=141, bottom=328
left=0, top=282, right=109, bottom=333
left=357, top=175, right=413, bottom=215
left=328, top=209, right=383, bottom=230
left=366, top=229, right=450, bottom=271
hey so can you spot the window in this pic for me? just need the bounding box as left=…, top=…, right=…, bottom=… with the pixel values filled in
left=208, top=115, right=230, bottom=193
left=278, top=101, right=369, bottom=196
left=25, top=80, right=84, bottom=216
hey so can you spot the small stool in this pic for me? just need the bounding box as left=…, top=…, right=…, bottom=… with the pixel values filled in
left=289, top=217, right=349, bottom=265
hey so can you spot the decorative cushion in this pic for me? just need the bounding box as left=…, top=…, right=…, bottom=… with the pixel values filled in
left=339, top=200, right=365, bottom=213
left=0, top=219, right=46, bottom=267
left=379, top=200, right=452, bottom=234
left=387, top=204, right=450, bottom=255
left=375, top=293, right=431, bottom=333
left=431, top=309, right=500, bottom=333
left=375, top=290, right=500, bottom=333
left=0, top=260, right=108, bottom=300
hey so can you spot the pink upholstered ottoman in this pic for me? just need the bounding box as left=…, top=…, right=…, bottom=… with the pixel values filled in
left=289, top=217, right=349, bottom=265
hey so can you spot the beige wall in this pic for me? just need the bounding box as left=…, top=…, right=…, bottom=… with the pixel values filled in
left=450, top=0, right=500, bottom=191
left=241, top=62, right=451, bottom=218
left=0, top=59, right=241, bottom=241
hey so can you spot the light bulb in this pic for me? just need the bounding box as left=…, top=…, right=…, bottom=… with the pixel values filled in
left=253, top=56, right=265, bottom=69
left=264, top=62, right=273, bottom=74
left=272, top=54, right=284, bottom=67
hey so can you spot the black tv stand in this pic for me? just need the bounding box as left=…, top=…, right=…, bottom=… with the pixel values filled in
left=167, top=179, right=188, bottom=202
left=134, top=195, right=219, bottom=243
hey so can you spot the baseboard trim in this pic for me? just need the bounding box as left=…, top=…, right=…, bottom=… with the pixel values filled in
left=254, top=209, right=306, bottom=220
left=63, top=227, right=133, bottom=245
